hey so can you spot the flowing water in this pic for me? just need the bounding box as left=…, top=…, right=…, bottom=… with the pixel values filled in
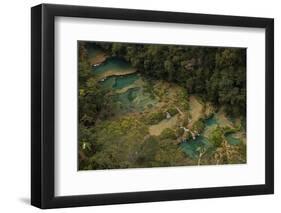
left=91, top=51, right=242, bottom=160
left=102, top=73, right=140, bottom=90
left=94, top=56, right=155, bottom=113
left=180, top=136, right=210, bottom=159
left=180, top=117, right=218, bottom=159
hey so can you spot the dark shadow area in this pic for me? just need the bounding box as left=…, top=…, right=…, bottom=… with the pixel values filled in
left=19, top=197, right=30, bottom=205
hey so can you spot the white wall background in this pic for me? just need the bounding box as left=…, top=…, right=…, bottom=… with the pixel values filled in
left=0, top=0, right=279, bottom=212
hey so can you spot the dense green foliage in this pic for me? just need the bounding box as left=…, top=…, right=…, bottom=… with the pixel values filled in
left=159, top=128, right=177, bottom=140
left=97, top=42, right=246, bottom=117
left=192, top=119, right=205, bottom=134
left=146, top=111, right=166, bottom=125
left=167, top=107, right=179, bottom=116
left=78, top=41, right=246, bottom=170
left=80, top=116, right=190, bottom=170
left=78, top=42, right=107, bottom=126
left=209, top=126, right=224, bottom=147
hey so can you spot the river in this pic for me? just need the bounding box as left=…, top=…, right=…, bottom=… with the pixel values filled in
left=90, top=53, right=243, bottom=160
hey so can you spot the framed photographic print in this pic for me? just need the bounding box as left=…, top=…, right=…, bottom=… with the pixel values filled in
left=31, top=3, right=274, bottom=209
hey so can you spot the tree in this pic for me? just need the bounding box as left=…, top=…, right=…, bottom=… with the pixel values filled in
left=209, top=126, right=224, bottom=147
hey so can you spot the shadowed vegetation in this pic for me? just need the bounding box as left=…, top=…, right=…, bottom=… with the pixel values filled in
left=78, top=41, right=246, bottom=170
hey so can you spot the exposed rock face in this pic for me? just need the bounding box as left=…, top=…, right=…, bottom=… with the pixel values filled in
left=166, top=111, right=171, bottom=119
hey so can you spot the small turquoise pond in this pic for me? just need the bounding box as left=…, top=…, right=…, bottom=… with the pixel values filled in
left=102, top=74, right=139, bottom=90
left=112, top=88, right=141, bottom=112
left=226, top=134, right=241, bottom=145
left=180, top=117, right=218, bottom=159
left=180, top=136, right=210, bottom=159
left=101, top=76, right=116, bottom=89
left=92, top=57, right=132, bottom=75
left=113, top=74, right=139, bottom=89
left=204, top=116, right=218, bottom=126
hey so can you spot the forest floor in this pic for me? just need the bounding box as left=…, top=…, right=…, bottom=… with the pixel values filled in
left=149, top=114, right=180, bottom=136
left=188, top=96, right=204, bottom=128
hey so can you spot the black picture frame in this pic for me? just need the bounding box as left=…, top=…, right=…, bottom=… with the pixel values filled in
left=31, top=3, right=274, bottom=209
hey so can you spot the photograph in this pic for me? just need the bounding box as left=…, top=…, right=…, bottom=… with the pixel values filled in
left=29, top=2, right=274, bottom=209
left=0, top=0, right=277, bottom=211
left=78, top=41, right=247, bottom=170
